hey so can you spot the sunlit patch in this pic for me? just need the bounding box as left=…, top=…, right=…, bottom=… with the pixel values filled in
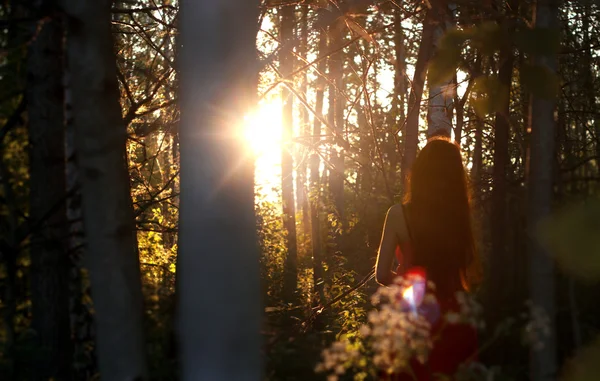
left=240, top=99, right=283, bottom=203
left=242, top=100, right=282, bottom=156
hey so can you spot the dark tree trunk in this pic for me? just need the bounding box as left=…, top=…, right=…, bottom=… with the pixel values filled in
left=527, top=0, right=559, bottom=379
left=489, top=2, right=516, bottom=322
left=26, top=6, right=72, bottom=380
left=280, top=4, right=298, bottom=300
left=176, top=0, right=262, bottom=379
left=62, top=0, right=148, bottom=378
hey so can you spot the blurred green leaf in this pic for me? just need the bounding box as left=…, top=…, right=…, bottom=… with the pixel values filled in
left=538, top=199, right=600, bottom=282
left=471, top=21, right=503, bottom=56
left=470, top=75, right=509, bottom=117
left=561, top=336, right=600, bottom=381
left=520, top=63, right=560, bottom=100
left=515, top=27, right=560, bottom=56
left=428, top=29, right=469, bottom=86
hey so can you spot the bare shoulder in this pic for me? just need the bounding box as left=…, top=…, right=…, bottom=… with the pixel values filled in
left=385, top=204, right=409, bottom=241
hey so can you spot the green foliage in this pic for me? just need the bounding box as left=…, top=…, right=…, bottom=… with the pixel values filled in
left=428, top=29, right=467, bottom=86
left=539, top=199, right=600, bottom=283
left=470, top=75, right=509, bottom=117
left=515, top=27, right=561, bottom=57
left=562, top=337, right=600, bottom=381
left=520, top=63, right=560, bottom=100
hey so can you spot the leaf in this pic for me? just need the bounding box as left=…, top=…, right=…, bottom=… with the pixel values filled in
left=538, top=199, right=600, bottom=283
left=428, top=29, right=469, bottom=86
left=515, top=27, right=560, bottom=56
left=520, top=63, right=560, bottom=100
left=469, top=75, right=509, bottom=117
left=561, top=336, right=600, bottom=381
left=470, top=21, right=503, bottom=56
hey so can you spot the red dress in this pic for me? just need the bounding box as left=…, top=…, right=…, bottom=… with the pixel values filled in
left=385, top=244, right=478, bottom=381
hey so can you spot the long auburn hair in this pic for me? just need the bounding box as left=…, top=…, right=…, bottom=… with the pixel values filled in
left=403, top=136, right=482, bottom=295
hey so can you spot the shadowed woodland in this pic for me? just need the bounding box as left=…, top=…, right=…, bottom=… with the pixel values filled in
left=1, top=0, right=600, bottom=380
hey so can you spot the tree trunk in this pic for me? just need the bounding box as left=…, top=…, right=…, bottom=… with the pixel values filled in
left=527, top=0, right=559, bottom=379
left=64, top=65, right=94, bottom=379
left=427, top=0, right=454, bottom=137
left=176, top=0, right=262, bottom=379
left=280, top=4, right=298, bottom=300
left=26, top=6, right=72, bottom=380
left=61, top=0, right=148, bottom=379
left=488, top=3, right=518, bottom=365
left=472, top=113, right=483, bottom=196
left=328, top=18, right=345, bottom=223
left=453, top=74, right=465, bottom=145
left=401, top=8, right=436, bottom=187
left=490, top=1, right=516, bottom=320
left=389, top=5, right=406, bottom=190
left=311, top=22, right=327, bottom=303
left=297, top=4, right=311, bottom=236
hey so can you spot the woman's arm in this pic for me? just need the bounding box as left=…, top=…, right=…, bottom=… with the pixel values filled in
left=375, top=205, right=402, bottom=286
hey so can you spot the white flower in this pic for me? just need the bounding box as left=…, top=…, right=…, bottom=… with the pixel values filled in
left=359, top=324, right=371, bottom=337
left=523, top=302, right=551, bottom=350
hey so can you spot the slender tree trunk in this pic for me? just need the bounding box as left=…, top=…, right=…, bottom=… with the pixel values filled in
left=297, top=4, right=311, bottom=236
left=527, top=0, right=559, bottom=379
left=26, top=6, right=72, bottom=380
left=176, top=0, right=262, bottom=379
left=389, top=5, right=406, bottom=189
left=490, top=0, right=516, bottom=320
left=472, top=113, right=483, bottom=192
left=61, top=1, right=148, bottom=379
left=280, top=4, right=298, bottom=300
left=393, top=5, right=407, bottom=124
left=453, top=74, right=465, bottom=145
left=311, top=22, right=327, bottom=303
left=328, top=19, right=345, bottom=223
left=401, top=8, right=436, bottom=187
left=427, top=0, right=454, bottom=137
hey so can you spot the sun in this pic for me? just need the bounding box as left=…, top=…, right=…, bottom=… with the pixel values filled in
left=242, top=99, right=283, bottom=201
left=243, top=100, right=282, bottom=156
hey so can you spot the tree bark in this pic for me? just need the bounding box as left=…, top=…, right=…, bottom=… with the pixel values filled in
left=26, top=5, right=71, bottom=380
left=401, top=8, right=436, bottom=188
left=311, top=23, right=327, bottom=303
left=281, top=4, right=298, bottom=300
left=297, top=4, right=311, bottom=236
left=328, top=18, right=345, bottom=223
left=61, top=0, right=148, bottom=379
left=176, top=0, right=262, bottom=380
left=427, top=0, right=454, bottom=137
left=490, top=0, right=516, bottom=323
left=527, top=0, right=559, bottom=379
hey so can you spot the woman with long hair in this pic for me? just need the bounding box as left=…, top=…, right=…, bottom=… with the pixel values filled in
left=375, top=136, right=482, bottom=380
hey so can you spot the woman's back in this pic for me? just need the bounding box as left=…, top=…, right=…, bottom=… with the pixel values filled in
left=375, top=137, right=482, bottom=379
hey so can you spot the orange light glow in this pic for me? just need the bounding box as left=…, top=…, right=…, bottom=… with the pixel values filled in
left=241, top=99, right=283, bottom=202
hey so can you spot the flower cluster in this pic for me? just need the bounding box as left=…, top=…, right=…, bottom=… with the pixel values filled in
left=315, top=275, right=438, bottom=379
left=522, top=300, right=551, bottom=350
left=314, top=339, right=360, bottom=381
left=445, top=291, right=485, bottom=329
